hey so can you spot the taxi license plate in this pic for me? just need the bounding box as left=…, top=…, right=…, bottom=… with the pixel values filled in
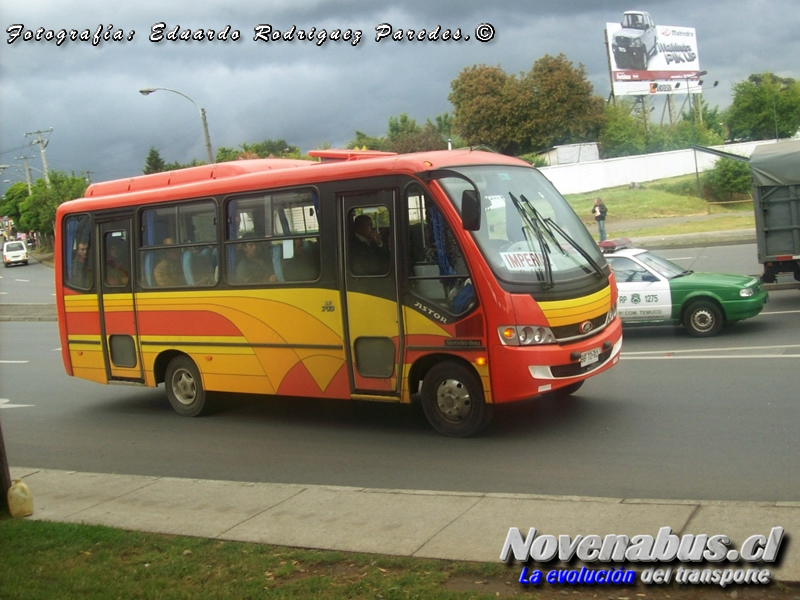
left=580, top=348, right=601, bottom=367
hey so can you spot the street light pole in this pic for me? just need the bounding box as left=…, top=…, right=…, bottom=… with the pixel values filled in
left=139, top=87, right=214, bottom=164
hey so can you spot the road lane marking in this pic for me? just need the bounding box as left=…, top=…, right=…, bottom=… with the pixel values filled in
left=762, top=309, right=800, bottom=315
left=624, top=343, right=800, bottom=355
left=0, top=360, right=29, bottom=364
left=14, top=279, right=29, bottom=282
left=0, top=398, right=34, bottom=409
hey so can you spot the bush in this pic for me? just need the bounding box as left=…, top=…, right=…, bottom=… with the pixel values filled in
left=702, top=158, right=752, bottom=202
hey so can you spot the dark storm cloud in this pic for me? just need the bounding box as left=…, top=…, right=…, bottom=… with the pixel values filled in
left=1, top=0, right=798, bottom=189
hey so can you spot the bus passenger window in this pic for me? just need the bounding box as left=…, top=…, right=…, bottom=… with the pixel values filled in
left=153, top=238, right=186, bottom=287
left=406, top=187, right=474, bottom=315
left=281, top=238, right=320, bottom=282
left=64, top=214, right=94, bottom=290
left=349, top=209, right=390, bottom=276
left=104, top=233, right=129, bottom=287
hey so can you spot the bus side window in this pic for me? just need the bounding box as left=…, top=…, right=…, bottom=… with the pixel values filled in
left=64, top=214, right=94, bottom=291
left=406, top=187, right=475, bottom=315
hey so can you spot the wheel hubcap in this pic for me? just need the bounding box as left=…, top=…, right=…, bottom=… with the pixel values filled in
left=172, top=369, right=196, bottom=406
left=692, top=309, right=714, bottom=332
left=436, top=378, right=472, bottom=422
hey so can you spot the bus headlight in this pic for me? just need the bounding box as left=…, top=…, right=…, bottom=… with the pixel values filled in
left=606, top=303, right=618, bottom=324
left=498, top=325, right=556, bottom=346
left=739, top=287, right=755, bottom=297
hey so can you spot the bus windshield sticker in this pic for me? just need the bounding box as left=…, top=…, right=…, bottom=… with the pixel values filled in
left=500, top=251, right=557, bottom=272
left=485, top=194, right=506, bottom=210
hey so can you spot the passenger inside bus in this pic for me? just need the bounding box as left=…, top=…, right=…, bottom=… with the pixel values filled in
left=70, top=240, right=93, bottom=289
left=350, top=214, right=389, bottom=275
left=105, top=238, right=129, bottom=287
left=153, top=238, right=186, bottom=287
left=235, top=233, right=275, bottom=284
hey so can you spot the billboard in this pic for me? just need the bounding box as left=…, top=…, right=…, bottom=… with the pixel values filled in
left=606, top=11, right=702, bottom=96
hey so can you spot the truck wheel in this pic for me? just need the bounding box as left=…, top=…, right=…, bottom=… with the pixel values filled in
left=165, top=355, right=208, bottom=417
left=420, top=362, right=491, bottom=437
left=683, top=300, right=723, bottom=337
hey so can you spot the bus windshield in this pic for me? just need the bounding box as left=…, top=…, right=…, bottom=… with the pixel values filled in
left=437, top=165, right=606, bottom=288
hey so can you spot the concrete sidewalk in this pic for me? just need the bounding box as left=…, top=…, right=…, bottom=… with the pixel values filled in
left=11, top=466, right=800, bottom=582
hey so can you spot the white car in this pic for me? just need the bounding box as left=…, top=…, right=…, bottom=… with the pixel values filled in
left=600, top=240, right=768, bottom=337
left=2, top=240, right=29, bottom=267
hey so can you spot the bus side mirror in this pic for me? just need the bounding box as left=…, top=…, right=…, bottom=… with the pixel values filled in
left=461, top=189, right=481, bottom=231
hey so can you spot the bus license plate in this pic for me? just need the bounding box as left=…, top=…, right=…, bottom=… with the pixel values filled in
left=580, top=348, right=600, bottom=367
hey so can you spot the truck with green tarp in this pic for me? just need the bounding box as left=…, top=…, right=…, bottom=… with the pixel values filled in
left=750, top=140, right=800, bottom=285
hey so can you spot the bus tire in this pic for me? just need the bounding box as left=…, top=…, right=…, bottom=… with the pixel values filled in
left=683, top=300, right=723, bottom=337
left=420, top=362, right=491, bottom=437
left=165, top=355, right=207, bottom=417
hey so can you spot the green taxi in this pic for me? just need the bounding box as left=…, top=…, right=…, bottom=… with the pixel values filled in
left=600, top=241, right=768, bottom=337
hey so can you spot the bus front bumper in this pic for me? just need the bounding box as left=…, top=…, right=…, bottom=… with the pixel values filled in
left=489, top=319, right=623, bottom=403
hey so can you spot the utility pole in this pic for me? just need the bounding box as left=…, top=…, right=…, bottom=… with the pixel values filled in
left=24, top=128, right=53, bottom=188
left=15, top=155, right=34, bottom=194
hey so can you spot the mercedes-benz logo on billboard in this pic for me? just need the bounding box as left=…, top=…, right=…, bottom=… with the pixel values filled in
left=580, top=321, right=594, bottom=334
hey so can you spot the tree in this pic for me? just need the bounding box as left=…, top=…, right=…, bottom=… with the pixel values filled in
left=449, top=64, right=525, bottom=154
left=449, top=55, right=605, bottom=155
left=346, top=113, right=452, bottom=153
left=346, top=131, right=390, bottom=151
left=18, top=171, right=87, bottom=236
left=143, top=147, right=166, bottom=174
left=215, top=139, right=301, bottom=162
left=597, top=99, right=645, bottom=157
left=386, top=114, right=448, bottom=153
left=519, top=54, right=605, bottom=150
left=723, top=73, right=800, bottom=141
left=0, top=182, right=29, bottom=228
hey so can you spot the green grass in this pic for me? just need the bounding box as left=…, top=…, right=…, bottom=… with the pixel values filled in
left=564, top=174, right=754, bottom=221
left=612, top=215, right=756, bottom=238
left=0, top=518, right=509, bottom=600
left=4, top=518, right=799, bottom=599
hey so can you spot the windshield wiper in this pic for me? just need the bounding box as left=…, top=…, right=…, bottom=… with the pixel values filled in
left=508, top=192, right=553, bottom=288
left=518, top=194, right=605, bottom=279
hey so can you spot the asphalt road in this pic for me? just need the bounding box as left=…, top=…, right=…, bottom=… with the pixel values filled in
left=1, top=245, right=799, bottom=502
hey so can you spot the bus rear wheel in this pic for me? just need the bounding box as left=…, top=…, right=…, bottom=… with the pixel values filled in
left=420, top=362, right=491, bottom=437
left=165, top=355, right=207, bottom=417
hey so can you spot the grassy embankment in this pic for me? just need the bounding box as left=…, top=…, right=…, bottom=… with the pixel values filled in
left=564, top=174, right=755, bottom=238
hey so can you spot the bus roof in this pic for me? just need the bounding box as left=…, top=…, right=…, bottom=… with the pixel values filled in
left=63, top=149, right=531, bottom=215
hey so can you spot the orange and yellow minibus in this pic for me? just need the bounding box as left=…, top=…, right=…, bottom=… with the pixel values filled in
left=55, top=149, right=622, bottom=436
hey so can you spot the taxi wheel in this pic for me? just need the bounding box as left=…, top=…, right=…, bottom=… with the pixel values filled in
left=683, top=300, right=723, bottom=337
left=421, top=362, right=492, bottom=437
left=165, top=355, right=208, bottom=417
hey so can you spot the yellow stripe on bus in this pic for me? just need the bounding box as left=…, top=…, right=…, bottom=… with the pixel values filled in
left=538, top=286, right=611, bottom=327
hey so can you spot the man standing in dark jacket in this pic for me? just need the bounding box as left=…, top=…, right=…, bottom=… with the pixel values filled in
left=592, top=197, right=608, bottom=242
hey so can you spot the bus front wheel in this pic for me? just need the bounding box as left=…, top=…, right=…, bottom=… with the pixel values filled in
left=420, top=362, right=491, bottom=437
left=165, top=355, right=207, bottom=417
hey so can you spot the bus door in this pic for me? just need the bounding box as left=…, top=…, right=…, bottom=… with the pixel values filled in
left=97, top=218, right=143, bottom=381
left=340, top=191, right=403, bottom=397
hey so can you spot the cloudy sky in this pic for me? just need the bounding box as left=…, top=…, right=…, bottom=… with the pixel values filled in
left=1, top=0, right=798, bottom=194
